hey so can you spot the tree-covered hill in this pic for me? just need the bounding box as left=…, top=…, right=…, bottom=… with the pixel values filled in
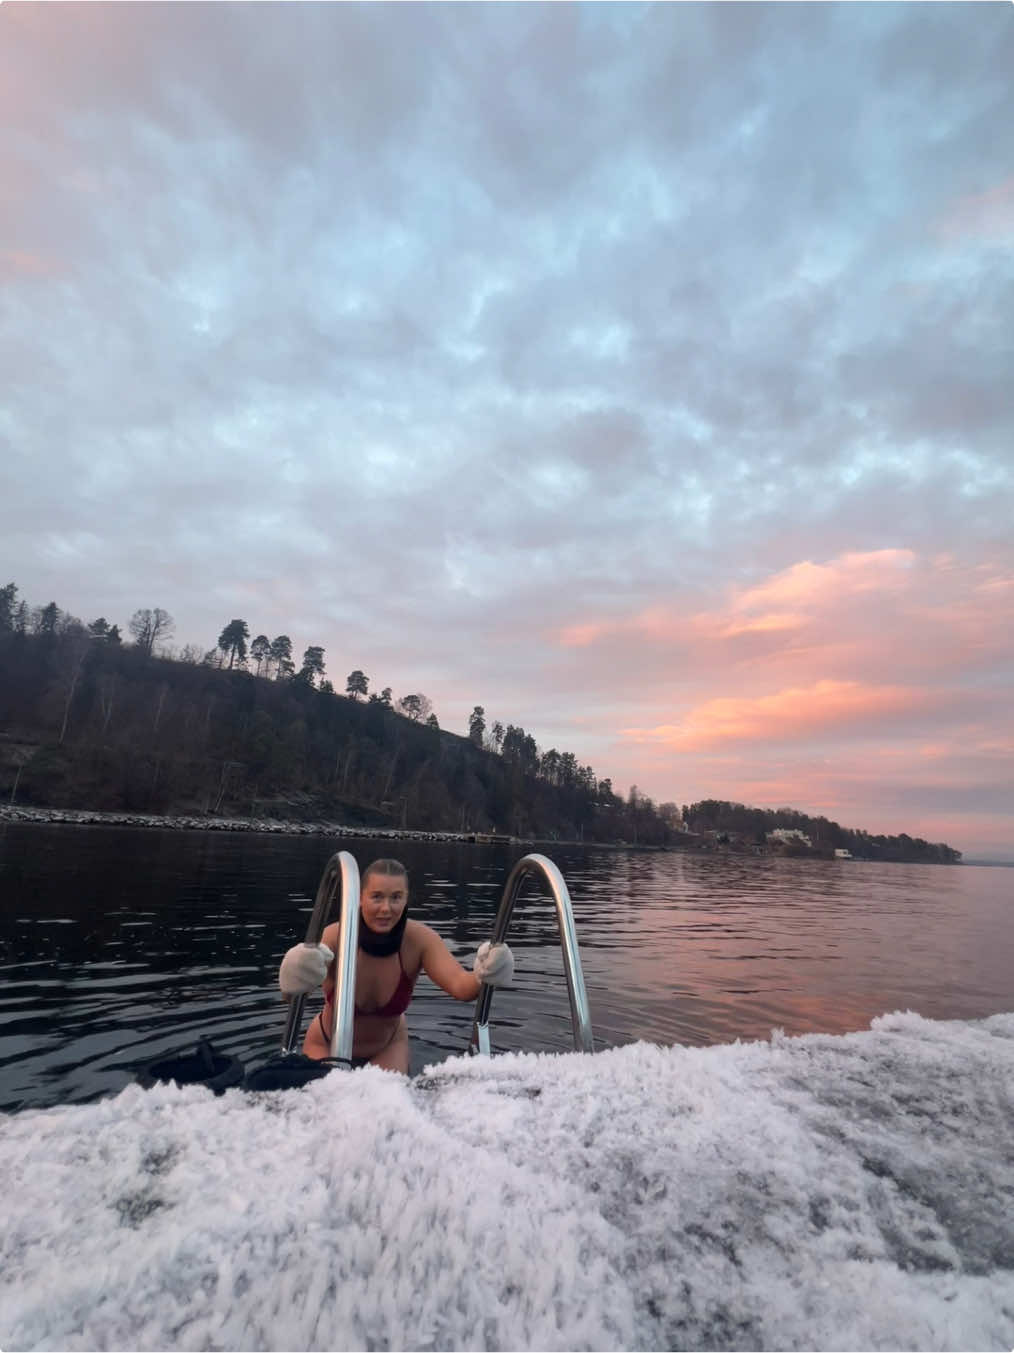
left=0, top=583, right=960, bottom=862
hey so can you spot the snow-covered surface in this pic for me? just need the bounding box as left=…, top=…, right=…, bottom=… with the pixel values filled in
left=3, top=1012, right=1013, bottom=1352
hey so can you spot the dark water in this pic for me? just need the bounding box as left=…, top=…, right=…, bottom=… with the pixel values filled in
left=1, top=823, right=1011, bottom=1112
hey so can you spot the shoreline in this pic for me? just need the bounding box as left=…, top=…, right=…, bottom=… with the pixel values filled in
left=0, top=802, right=661, bottom=853
left=0, top=802, right=519, bottom=846
left=1, top=804, right=962, bottom=863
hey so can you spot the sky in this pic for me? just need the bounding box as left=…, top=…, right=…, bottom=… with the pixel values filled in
left=2, top=3, right=1012, bottom=859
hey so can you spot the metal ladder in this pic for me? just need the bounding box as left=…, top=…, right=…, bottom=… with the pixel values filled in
left=281, top=850, right=360, bottom=1064
left=284, top=850, right=593, bottom=1065
left=470, top=852, right=594, bottom=1056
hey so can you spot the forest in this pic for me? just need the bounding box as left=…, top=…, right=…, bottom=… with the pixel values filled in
left=0, top=583, right=961, bottom=863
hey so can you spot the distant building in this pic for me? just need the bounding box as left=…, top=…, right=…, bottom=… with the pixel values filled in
left=769, top=828, right=812, bottom=848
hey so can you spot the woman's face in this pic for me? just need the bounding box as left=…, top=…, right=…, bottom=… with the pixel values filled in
left=360, top=872, right=408, bottom=932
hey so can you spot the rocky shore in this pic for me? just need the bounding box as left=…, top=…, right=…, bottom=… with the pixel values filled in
left=0, top=803, right=692, bottom=854
left=0, top=802, right=514, bottom=846
left=5, top=804, right=943, bottom=862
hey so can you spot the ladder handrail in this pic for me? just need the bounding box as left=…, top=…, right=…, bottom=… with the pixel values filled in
left=281, top=850, right=360, bottom=1064
left=470, top=852, right=594, bottom=1056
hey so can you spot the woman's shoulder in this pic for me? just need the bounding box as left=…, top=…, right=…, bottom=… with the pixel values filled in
left=404, top=918, right=444, bottom=957
left=405, top=918, right=440, bottom=945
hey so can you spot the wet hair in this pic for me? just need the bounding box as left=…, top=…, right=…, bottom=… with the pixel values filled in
left=362, top=858, right=409, bottom=890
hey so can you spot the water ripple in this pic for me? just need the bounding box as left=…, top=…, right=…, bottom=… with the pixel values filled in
left=1, top=826, right=1011, bottom=1111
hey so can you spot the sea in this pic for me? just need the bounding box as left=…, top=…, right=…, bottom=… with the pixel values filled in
left=1, top=822, right=1012, bottom=1351
left=0, top=821, right=1011, bottom=1111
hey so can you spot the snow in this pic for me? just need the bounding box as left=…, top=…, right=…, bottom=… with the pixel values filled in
left=2, top=1011, right=1013, bottom=1352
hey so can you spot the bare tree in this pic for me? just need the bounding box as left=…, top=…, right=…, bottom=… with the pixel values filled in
left=57, top=632, right=91, bottom=744
left=129, top=607, right=174, bottom=657
left=152, top=683, right=170, bottom=734
left=97, top=673, right=119, bottom=737
left=8, top=746, right=36, bottom=805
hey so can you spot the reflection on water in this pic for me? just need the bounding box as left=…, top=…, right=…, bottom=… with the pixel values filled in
left=1, top=823, right=1010, bottom=1111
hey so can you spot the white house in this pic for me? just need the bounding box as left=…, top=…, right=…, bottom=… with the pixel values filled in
left=769, top=828, right=812, bottom=848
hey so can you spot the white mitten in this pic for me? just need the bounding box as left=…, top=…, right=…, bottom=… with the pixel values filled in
left=279, top=942, right=334, bottom=997
left=473, top=941, right=514, bottom=988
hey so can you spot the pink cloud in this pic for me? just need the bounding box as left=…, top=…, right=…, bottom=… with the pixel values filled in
left=0, top=248, right=60, bottom=281
left=558, top=605, right=704, bottom=648
left=552, top=550, right=1013, bottom=697
left=719, top=612, right=804, bottom=638
left=601, top=739, right=1012, bottom=854
left=554, top=549, right=923, bottom=658
left=545, top=548, right=1014, bottom=855
left=559, top=620, right=610, bottom=648
left=937, top=174, right=1014, bottom=243
left=621, top=679, right=930, bottom=751
left=731, top=550, right=915, bottom=612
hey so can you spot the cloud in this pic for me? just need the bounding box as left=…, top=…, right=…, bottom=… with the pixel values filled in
left=0, top=248, right=61, bottom=280
left=553, top=548, right=1013, bottom=687
left=719, top=613, right=804, bottom=639
left=937, top=174, right=1014, bottom=244
left=1, top=3, right=1012, bottom=855
left=622, top=680, right=932, bottom=752
left=732, top=550, right=916, bottom=610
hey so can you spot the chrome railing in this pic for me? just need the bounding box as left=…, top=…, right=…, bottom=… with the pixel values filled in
left=470, top=853, right=594, bottom=1056
left=281, top=850, right=360, bottom=1064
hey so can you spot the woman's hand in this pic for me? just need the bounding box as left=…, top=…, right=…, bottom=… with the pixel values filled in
left=279, top=942, right=334, bottom=997
left=473, top=941, right=514, bottom=988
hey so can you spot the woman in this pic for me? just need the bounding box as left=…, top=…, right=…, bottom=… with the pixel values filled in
left=278, top=857, right=514, bottom=1073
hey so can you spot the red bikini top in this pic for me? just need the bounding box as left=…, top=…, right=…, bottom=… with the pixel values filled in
left=325, top=948, right=418, bottom=1020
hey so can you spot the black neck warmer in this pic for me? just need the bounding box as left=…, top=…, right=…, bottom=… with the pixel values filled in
left=358, top=907, right=408, bottom=958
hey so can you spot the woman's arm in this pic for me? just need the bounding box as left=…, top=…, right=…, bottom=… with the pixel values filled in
left=418, top=925, right=482, bottom=1001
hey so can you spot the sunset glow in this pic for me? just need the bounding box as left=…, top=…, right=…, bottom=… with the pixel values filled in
left=2, top=3, right=1012, bottom=857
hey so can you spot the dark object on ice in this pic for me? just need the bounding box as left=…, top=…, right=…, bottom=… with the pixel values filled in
left=243, top=1051, right=355, bottom=1092
left=136, top=1037, right=245, bottom=1095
